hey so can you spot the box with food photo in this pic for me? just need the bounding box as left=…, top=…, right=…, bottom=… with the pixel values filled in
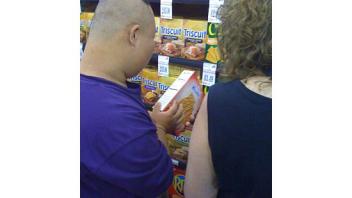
left=182, top=19, right=208, bottom=61
left=159, top=18, right=184, bottom=58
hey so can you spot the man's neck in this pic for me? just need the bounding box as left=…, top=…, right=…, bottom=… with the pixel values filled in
left=80, top=62, right=127, bottom=88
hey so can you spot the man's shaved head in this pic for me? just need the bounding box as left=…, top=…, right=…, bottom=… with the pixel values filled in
left=89, top=0, right=154, bottom=41
left=81, top=0, right=156, bottom=86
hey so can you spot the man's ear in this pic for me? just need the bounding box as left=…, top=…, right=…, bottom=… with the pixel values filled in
left=128, top=24, right=140, bottom=47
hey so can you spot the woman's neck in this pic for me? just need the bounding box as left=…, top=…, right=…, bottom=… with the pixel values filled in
left=242, top=75, right=272, bottom=98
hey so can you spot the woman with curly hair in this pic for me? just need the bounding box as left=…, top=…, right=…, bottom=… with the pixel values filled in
left=185, top=0, right=272, bottom=197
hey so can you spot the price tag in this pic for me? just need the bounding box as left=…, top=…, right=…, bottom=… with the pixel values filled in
left=158, top=55, right=170, bottom=77
left=210, top=0, right=224, bottom=5
left=208, top=0, right=224, bottom=23
left=208, top=4, right=222, bottom=23
left=202, top=62, right=217, bottom=86
left=161, top=0, right=173, bottom=19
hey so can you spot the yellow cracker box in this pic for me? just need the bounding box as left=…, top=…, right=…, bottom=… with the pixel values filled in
left=159, top=18, right=184, bottom=57
left=166, top=130, right=191, bottom=163
left=80, top=12, right=95, bottom=41
left=140, top=68, right=177, bottom=107
left=182, top=20, right=208, bottom=61
left=127, top=73, right=143, bottom=85
left=80, top=13, right=88, bottom=44
left=157, top=70, right=203, bottom=134
left=154, top=17, right=161, bottom=54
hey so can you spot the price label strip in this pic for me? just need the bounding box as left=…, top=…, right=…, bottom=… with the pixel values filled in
left=208, top=0, right=224, bottom=23
left=202, top=62, right=217, bottom=87
left=160, top=0, right=173, bottom=19
left=158, top=55, right=170, bottom=77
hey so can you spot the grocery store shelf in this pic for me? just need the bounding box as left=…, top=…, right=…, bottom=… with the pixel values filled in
left=81, top=0, right=209, bottom=18
left=149, top=54, right=204, bottom=70
left=81, top=0, right=209, bottom=5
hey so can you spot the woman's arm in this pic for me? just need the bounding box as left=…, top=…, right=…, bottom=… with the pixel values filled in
left=185, top=95, right=218, bottom=198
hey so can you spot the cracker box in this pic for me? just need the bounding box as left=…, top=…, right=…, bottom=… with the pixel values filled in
left=182, top=19, right=208, bottom=61
left=127, top=73, right=143, bottom=85
left=157, top=70, right=203, bottom=132
left=159, top=18, right=184, bottom=58
left=140, top=68, right=177, bottom=108
left=154, top=17, right=161, bottom=54
left=80, top=12, right=95, bottom=39
left=80, top=13, right=88, bottom=44
left=205, top=22, right=222, bottom=64
left=168, top=167, right=186, bottom=198
left=166, top=130, right=191, bottom=164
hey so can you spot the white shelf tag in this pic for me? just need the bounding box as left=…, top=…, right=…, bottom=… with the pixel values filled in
left=202, top=62, right=217, bottom=86
left=208, top=0, right=224, bottom=23
left=161, top=0, right=173, bottom=19
left=158, top=55, right=170, bottom=77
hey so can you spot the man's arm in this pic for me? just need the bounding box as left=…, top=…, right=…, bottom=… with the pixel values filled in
left=95, top=132, right=173, bottom=198
left=149, top=101, right=185, bottom=147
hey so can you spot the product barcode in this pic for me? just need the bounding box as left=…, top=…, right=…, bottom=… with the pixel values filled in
left=209, top=75, right=214, bottom=82
left=204, top=74, right=209, bottom=81
left=160, top=66, right=167, bottom=73
left=162, top=7, right=170, bottom=15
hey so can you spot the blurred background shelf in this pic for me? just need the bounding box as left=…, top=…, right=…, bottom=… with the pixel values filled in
left=81, top=0, right=209, bottom=19
left=81, top=0, right=209, bottom=5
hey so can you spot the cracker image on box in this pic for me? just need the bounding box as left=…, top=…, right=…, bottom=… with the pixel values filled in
left=166, top=130, right=191, bottom=163
left=182, top=19, right=208, bottom=61
left=159, top=18, right=184, bottom=57
left=140, top=68, right=177, bottom=107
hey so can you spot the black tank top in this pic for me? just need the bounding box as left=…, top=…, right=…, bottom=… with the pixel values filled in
left=208, top=80, right=272, bottom=198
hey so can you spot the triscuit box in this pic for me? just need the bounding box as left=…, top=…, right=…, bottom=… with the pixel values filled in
left=166, top=130, right=191, bottom=164
left=159, top=18, right=184, bottom=58
left=154, top=17, right=161, bottom=54
left=127, top=73, right=142, bottom=85
left=140, top=68, right=177, bottom=107
left=168, top=167, right=186, bottom=198
left=157, top=70, right=203, bottom=135
left=182, top=19, right=208, bottom=61
left=205, top=22, right=222, bottom=64
left=80, top=12, right=95, bottom=39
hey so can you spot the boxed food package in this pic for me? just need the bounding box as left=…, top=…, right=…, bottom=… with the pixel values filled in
left=127, top=73, right=143, bottom=85
left=166, top=130, right=191, bottom=164
left=157, top=70, right=203, bottom=132
left=168, top=167, right=186, bottom=198
left=205, top=22, right=222, bottom=64
left=80, top=13, right=88, bottom=44
left=159, top=18, right=184, bottom=58
left=140, top=68, right=177, bottom=108
left=80, top=12, right=95, bottom=39
left=182, top=19, right=208, bottom=61
left=177, top=65, right=201, bottom=81
left=154, top=17, right=161, bottom=54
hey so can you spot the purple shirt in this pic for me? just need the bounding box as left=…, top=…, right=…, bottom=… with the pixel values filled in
left=80, top=74, right=173, bottom=198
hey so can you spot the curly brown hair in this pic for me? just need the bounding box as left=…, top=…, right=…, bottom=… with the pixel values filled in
left=218, top=0, right=272, bottom=80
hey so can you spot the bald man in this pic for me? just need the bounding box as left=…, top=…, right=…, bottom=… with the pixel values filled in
left=80, top=0, right=185, bottom=197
